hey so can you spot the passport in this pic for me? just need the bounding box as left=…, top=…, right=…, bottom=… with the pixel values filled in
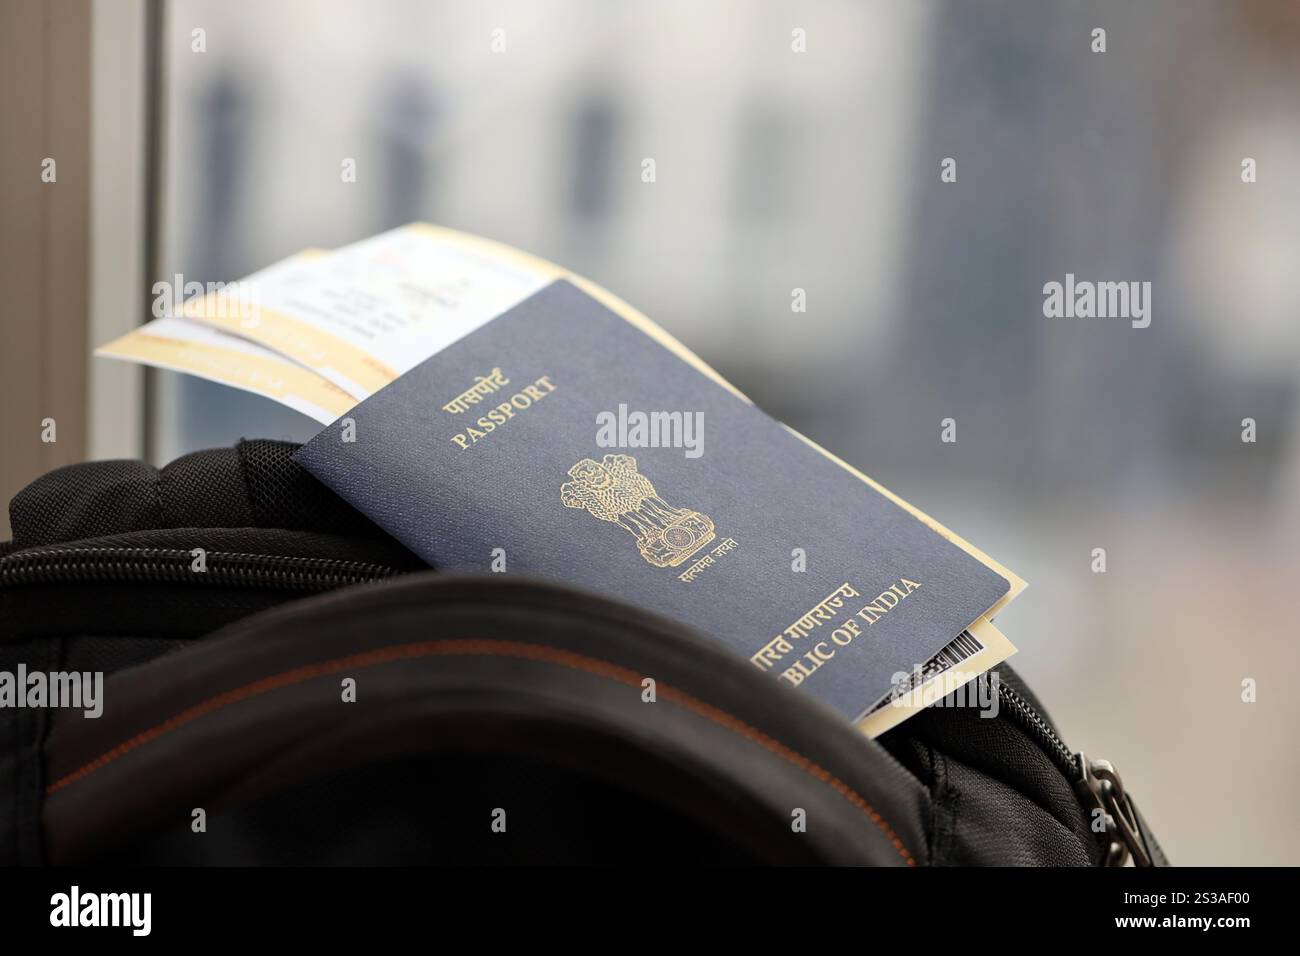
left=295, top=279, right=1011, bottom=722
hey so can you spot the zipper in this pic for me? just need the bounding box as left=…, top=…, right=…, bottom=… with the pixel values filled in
left=996, top=680, right=1076, bottom=773
left=995, top=678, right=1155, bottom=866
left=0, top=545, right=401, bottom=592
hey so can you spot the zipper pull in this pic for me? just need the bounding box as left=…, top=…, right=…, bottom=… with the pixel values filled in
left=1073, top=752, right=1154, bottom=867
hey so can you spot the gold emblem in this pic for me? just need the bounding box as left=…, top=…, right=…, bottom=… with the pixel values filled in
left=561, top=454, right=716, bottom=568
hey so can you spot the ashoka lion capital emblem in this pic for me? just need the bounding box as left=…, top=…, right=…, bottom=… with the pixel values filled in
left=561, top=454, right=715, bottom=568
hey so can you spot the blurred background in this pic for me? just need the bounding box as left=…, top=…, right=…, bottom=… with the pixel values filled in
left=2, top=0, right=1298, bottom=864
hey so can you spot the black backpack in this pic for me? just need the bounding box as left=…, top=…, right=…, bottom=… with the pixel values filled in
left=1, top=439, right=1167, bottom=866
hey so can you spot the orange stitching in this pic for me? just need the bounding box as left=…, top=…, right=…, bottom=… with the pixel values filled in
left=45, top=639, right=915, bottom=865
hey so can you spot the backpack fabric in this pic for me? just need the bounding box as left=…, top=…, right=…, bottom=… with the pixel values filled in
left=1, top=440, right=1166, bottom=866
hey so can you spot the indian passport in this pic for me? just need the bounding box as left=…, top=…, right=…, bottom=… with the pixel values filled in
left=296, top=278, right=1011, bottom=723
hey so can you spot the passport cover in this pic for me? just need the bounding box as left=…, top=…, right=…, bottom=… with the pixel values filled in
left=296, top=280, right=1010, bottom=721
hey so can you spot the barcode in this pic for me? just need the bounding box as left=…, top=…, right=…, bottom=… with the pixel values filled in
left=864, top=628, right=986, bottom=716
left=930, top=629, right=984, bottom=673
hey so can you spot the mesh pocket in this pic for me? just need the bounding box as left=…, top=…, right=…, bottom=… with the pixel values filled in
left=7, top=441, right=386, bottom=547
left=237, top=439, right=386, bottom=536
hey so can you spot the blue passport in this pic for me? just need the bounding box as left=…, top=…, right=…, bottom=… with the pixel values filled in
left=295, top=280, right=1009, bottom=721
